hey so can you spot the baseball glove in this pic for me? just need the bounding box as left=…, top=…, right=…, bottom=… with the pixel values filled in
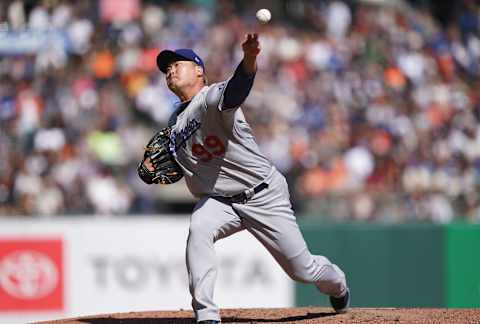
left=137, top=127, right=184, bottom=185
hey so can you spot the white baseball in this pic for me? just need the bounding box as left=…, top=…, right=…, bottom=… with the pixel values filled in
left=256, top=8, right=271, bottom=24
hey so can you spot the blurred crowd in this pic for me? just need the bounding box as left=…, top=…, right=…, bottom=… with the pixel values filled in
left=1, top=0, right=480, bottom=223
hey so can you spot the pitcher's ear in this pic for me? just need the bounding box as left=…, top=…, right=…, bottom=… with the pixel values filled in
left=195, top=65, right=204, bottom=77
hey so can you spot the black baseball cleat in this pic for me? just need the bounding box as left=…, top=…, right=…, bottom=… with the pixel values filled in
left=330, top=288, right=350, bottom=313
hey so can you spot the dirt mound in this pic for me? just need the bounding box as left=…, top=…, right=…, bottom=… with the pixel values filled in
left=37, top=307, right=480, bottom=324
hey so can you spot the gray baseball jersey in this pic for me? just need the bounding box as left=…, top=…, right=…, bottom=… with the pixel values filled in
left=167, top=80, right=349, bottom=322
left=168, top=82, right=271, bottom=197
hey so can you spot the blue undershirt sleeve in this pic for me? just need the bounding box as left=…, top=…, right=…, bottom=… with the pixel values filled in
left=221, top=60, right=256, bottom=110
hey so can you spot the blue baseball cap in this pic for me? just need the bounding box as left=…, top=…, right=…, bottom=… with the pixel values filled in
left=156, top=49, right=205, bottom=73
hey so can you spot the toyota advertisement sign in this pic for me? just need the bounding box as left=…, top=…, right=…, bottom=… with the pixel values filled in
left=0, top=217, right=292, bottom=323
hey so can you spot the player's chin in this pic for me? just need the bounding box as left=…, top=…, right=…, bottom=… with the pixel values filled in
left=167, top=81, right=178, bottom=91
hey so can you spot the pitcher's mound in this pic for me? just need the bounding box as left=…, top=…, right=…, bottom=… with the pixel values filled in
left=37, top=307, right=480, bottom=324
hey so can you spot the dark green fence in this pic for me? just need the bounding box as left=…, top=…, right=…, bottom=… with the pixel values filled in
left=295, top=221, right=480, bottom=308
left=445, top=223, right=480, bottom=307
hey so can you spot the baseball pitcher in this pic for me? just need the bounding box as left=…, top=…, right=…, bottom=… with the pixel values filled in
left=138, top=33, right=350, bottom=324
